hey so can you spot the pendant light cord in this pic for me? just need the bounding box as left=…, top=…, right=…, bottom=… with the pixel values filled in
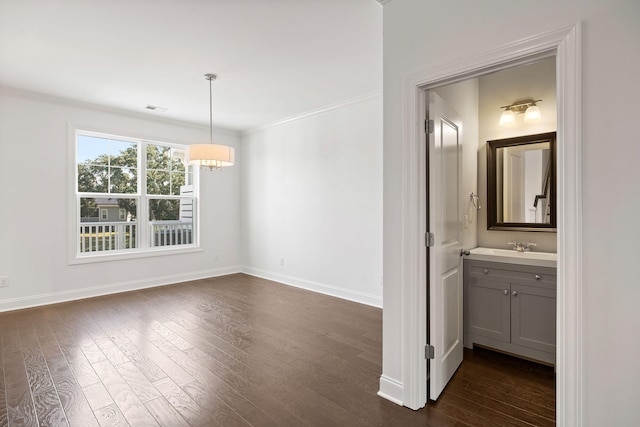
left=209, top=76, right=213, bottom=145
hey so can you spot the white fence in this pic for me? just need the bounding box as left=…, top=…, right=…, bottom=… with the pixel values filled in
left=79, top=220, right=193, bottom=253
left=79, top=222, right=137, bottom=252
left=149, top=221, right=193, bottom=247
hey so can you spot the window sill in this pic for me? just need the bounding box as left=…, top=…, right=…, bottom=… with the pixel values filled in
left=69, top=245, right=204, bottom=265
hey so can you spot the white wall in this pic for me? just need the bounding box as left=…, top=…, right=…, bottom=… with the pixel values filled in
left=0, top=87, right=383, bottom=312
left=241, top=95, right=383, bottom=307
left=478, top=58, right=557, bottom=252
left=0, top=89, right=242, bottom=310
left=382, top=0, right=640, bottom=425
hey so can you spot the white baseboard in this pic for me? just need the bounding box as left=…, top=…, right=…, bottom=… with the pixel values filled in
left=378, top=375, right=404, bottom=406
left=241, top=266, right=383, bottom=308
left=0, top=266, right=242, bottom=313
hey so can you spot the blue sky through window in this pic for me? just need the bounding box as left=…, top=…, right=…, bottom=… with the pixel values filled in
left=77, top=134, right=137, bottom=164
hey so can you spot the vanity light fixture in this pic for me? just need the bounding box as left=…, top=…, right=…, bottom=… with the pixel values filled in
left=499, top=109, right=516, bottom=126
left=499, top=99, right=542, bottom=126
left=523, top=103, right=541, bottom=122
left=188, top=74, right=235, bottom=170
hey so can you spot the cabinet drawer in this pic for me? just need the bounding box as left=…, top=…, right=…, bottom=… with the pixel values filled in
left=467, top=261, right=556, bottom=288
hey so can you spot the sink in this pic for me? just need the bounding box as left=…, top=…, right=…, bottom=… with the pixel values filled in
left=467, top=247, right=557, bottom=268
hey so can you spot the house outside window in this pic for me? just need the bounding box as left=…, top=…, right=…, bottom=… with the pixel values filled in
left=75, top=130, right=197, bottom=258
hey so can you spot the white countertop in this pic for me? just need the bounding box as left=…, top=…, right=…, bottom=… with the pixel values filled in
left=466, top=247, right=557, bottom=268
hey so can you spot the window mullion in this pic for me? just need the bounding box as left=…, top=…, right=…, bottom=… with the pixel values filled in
left=139, top=140, right=148, bottom=249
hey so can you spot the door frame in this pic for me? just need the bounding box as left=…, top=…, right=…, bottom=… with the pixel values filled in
left=398, top=24, right=582, bottom=425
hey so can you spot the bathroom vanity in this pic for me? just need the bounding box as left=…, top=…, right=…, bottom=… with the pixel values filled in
left=463, top=248, right=557, bottom=365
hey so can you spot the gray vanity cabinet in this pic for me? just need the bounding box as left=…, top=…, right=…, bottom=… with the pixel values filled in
left=463, top=259, right=556, bottom=365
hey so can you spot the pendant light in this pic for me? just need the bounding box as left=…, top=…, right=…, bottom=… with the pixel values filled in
left=188, top=74, right=235, bottom=169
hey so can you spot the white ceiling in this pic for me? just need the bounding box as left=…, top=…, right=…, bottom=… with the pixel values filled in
left=0, top=0, right=382, bottom=132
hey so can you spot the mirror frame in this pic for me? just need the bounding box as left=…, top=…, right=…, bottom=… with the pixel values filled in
left=487, top=131, right=556, bottom=231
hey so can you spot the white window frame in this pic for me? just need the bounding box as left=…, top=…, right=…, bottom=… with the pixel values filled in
left=70, top=128, right=201, bottom=264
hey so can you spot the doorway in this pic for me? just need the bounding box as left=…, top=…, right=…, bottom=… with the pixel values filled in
left=425, top=57, right=558, bottom=407
left=392, top=25, right=581, bottom=419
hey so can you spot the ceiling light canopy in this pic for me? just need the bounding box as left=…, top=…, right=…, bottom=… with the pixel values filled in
left=499, top=99, right=542, bottom=126
left=188, top=74, right=235, bottom=170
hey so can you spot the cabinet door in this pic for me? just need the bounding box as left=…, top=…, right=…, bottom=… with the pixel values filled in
left=510, top=283, right=556, bottom=354
left=466, top=279, right=510, bottom=342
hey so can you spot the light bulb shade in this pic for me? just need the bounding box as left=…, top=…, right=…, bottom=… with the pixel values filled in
left=524, top=104, right=541, bottom=122
left=188, top=143, right=235, bottom=168
left=499, top=109, right=516, bottom=126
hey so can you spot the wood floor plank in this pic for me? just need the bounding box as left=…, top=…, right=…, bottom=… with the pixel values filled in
left=144, top=396, right=190, bottom=427
left=180, top=380, right=254, bottom=427
left=36, top=325, right=100, bottom=427
left=151, top=334, right=299, bottom=427
left=0, top=337, right=8, bottom=426
left=91, top=359, right=159, bottom=427
left=93, top=323, right=165, bottom=384
left=94, top=403, right=129, bottom=427
left=114, top=361, right=162, bottom=404
left=21, top=344, right=68, bottom=427
left=266, top=377, right=372, bottom=427
left=152, top=377, right=216, bottom=427
left=121, top=328, right=195, bottom=387
left=47, top=321, right=102, bottom=389
left=82, top=382, right=114, bottom=411
left=4, top=349, right=38, bottom=427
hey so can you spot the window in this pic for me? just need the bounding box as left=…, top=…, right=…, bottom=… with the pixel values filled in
left=75, top=130, right=197, bottom=257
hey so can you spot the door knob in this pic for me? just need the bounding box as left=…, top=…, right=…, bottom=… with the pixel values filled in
left=535, top=274, right=541, bottom=280
left=512, top=290, right=518, bottom=297
left=483, top=269, right=489, bottom=274
left=503, top=289, right=508, bottom=295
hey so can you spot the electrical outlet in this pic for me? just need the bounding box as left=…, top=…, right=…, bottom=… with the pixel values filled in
left=0, top=276, right=8, bottom=288
left=279, top=257, right=285, bottom=266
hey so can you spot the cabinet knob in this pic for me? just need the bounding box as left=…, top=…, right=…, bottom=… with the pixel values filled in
left=503, top=289, right=509, bottom=295
left=483, top=269, right=489, bottom=275
left=512, top=290, right=518, bottom=297
left=535, top=274, right=541, bottom=280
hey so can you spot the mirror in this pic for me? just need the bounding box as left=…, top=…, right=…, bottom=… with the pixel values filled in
left=487, top=132, right=556, bottom=231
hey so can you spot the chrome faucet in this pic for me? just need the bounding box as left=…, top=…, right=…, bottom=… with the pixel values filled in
left=508, top=242, right=525, bottom=252
left=508, top=242, right=536, bottom=252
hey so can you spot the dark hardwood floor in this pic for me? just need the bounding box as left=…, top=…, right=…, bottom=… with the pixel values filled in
left=0, top=274, right=555, bottom=426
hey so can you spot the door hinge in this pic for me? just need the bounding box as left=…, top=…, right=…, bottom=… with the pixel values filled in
left=425, top=119, right=434, bottom=134
left=425, top=232, right=435, bottom=247
left=425, top=344, right=435, bottom=359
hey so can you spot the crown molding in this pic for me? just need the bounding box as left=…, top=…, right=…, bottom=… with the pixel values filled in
left=242, top=90, right=382, bottom=136
left=376, top=0, right=391, bottom=5
left=0, top=86, right=240, bottom=136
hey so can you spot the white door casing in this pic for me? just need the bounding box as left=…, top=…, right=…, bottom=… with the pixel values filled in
left=389, top=24, right=582, bottom=426
left=428, top=92, right=464, bottom=400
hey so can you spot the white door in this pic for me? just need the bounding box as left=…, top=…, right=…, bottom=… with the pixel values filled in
left=428, top=92, right=464, bottom=400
